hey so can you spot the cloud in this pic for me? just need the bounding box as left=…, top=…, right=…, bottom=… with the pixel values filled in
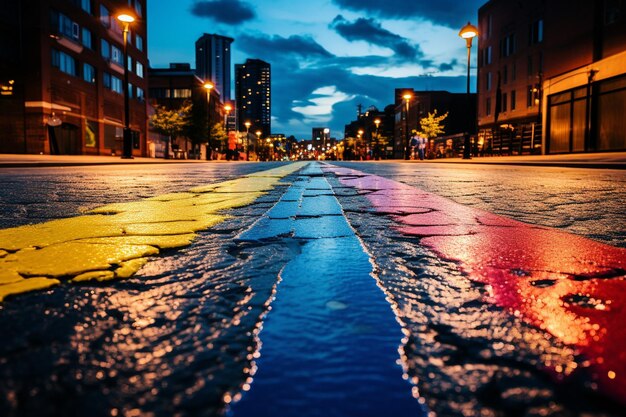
left=438, top=59, right=458, bottom=72
left=236, top=33, right=334, bottom=61
left=331, top=0, right=484, bottom=28
left=330, top=15, right=423, bottom=60
left=190, top=0, right=255, bottom=24
left=292, top=86, right=355, bottom=124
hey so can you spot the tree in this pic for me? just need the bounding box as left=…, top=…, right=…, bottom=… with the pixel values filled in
left=209, top=122, right=228, bottom=155
left=419, top=109, right=449, bottom=139
left=149, top=102, right=191, bottom=159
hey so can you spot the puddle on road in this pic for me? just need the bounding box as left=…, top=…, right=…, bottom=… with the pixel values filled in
left=230, top=165, right=426, bottom=417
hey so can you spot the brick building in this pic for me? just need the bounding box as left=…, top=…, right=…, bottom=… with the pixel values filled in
left=477, top=0, right=626, bottom=154
left=0, top=0, right=149, bottom=156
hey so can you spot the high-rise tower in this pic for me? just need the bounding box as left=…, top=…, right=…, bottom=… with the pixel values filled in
left=195, top=33, right=233, bottom=100
left=235, top=59, right=271, bottom=137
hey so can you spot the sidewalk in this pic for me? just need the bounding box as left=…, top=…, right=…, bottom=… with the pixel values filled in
left=1, top=152, right=625, bottom=169
left=413, top=151, right=626, bottom=169
left=0, top=154, right=225, bottom=168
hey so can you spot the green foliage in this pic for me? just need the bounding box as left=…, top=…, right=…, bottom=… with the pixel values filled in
left=210, top=122, right=228, bottom=150
left=419, top=109, right=449, bottom=139
left=149, top=102, right=191, bottom=139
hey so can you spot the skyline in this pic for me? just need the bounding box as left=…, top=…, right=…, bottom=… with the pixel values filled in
left=148, top=0, right=484, bottom=139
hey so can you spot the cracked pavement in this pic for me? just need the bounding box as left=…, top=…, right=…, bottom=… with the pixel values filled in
left=0, top=161, right=624, bottom=417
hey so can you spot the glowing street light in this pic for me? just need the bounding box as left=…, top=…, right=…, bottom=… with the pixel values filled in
left=244, top=121, right=251, bottom=160
left=204, top=82, right=214, bottom=159
left=403, top=93, right=412, bottom=160
left=116, top=12, right=136, bottom=159
left=374, top=118, right=381, bottom=160
left=459, top=22, right=478, bottom=159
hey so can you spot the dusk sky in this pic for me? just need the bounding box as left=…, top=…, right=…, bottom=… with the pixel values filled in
left=148, top=0, right=484, bottom=139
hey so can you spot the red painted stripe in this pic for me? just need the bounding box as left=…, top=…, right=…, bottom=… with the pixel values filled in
left=326, top=166, right=626, bottom=403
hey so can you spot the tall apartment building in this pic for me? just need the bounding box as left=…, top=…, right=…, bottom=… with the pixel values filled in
left=478, top=0, right=626, bottom=154
left=235, top=59, right=271, bottom=138
left=195, top=33, right=234, bottom=101
left=0, top=0, right=148, bottom=156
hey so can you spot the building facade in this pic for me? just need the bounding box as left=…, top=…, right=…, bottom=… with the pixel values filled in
left=195, top=33, right=234, bottom=101
left=478, top=0, right=626, bottom=154
left=235, top=59, right=271, bottom=138
left=0, top=0, right=149, bottom=156
left=393, top=89, right=476, bottom=158
left=148, top=63, right=223, bottom=158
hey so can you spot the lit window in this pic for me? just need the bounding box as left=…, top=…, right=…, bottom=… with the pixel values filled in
left=83, top=63, right=96, bottom=83
left=81, top=27, right=92, bottom=49
left=51, top=49, right=77, bottom=76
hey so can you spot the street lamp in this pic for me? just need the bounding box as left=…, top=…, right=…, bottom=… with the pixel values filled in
left=204, top=82, right=214, bottom=159
left=403, top=93, right=412, bottom=160
left=244, top=121, right=251, bottom=160
left=357, top=129, right=364, bottom=161
left=117, top=12, right=136, bottom=159
left=256, top=130, right=262, bottom=160
left=459, top=21, right=478, bottom=159
left=323, top=127, right=329, bottom=149
left=374, top=118, right=381, bottom=160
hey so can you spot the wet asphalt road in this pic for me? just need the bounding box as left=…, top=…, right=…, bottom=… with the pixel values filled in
left=0, top=161, right=624, bottom=417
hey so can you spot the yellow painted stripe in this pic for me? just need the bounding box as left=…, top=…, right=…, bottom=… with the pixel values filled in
left=0, top=163, right=304, bottom=301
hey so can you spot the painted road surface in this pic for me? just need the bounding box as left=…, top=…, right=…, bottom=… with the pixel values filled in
left=231, top=164, right=425, bottom=417
left=0, top=161, right=624, bottom=417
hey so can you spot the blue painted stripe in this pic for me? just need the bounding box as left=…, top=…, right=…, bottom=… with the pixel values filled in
left=232, top=164, right=427, bottom=416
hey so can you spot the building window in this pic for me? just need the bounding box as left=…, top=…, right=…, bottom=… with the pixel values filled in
left=511, top=90, right=516, bottom=110
left=135, top=35, right=143, bottom=51
left=172, top=88, right=192, bottom=98
left=512, top=62, right=517, bottom=81
left=486, top=98, right=491, bottom=116
left=134, top=0, right=143, bottom=17
left=81, top=0, right=91, bottom=14
left=57, top=13, right=79, bottom=40
left=51, top=49, right=77, bottom=76
left=111, top=45, right=123, bottom=66
left=486, top=46, right=492, bottom=64
left=502, top=92, right=508, bottom=112
left=83, top=63, right=96, bottom=83
left=81, top=27, right=92, bottom=49
left=527, top=85, right=534, bottom=107
left=101, top=39, right=110, bottom=59
left=529, top=19, right=544, bottom=45
left=503, top=65, right=508, bottom=84
left=103, top=72, right=111, bottom=89
left=136, top=62, right=144, bottom=78
left=486, top=72, right=492, bottom=91
left=136, top=87, right=144, bottom=101
left=100, top=4, right=110, bottom=28
left=111, top=75, right=122, bottom=93
left=500, top=33, right=516, bottom=57
left=127, top=57, right=133, bottom=72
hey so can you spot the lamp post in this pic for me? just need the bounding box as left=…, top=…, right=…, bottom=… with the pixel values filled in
left=357, top=129, right=364, bottom=161
left=374, top=118, right=381, bottom=160
left=244, top=121, right=251, bottom=160
left=204, top=82, right=214, bottom=159
left=403, top=93, right=412, bottom=160
left=256, top=130, right=262, bottom=160
left=117, top=12, right=135, bottom=159
left=459, top=21, right=478, bottom=159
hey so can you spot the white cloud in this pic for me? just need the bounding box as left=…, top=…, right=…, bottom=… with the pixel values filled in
left=291, top=86, right=355, bottom=124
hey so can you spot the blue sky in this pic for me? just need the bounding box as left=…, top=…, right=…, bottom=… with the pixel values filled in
left=148, top=0, right=484, bottom=139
